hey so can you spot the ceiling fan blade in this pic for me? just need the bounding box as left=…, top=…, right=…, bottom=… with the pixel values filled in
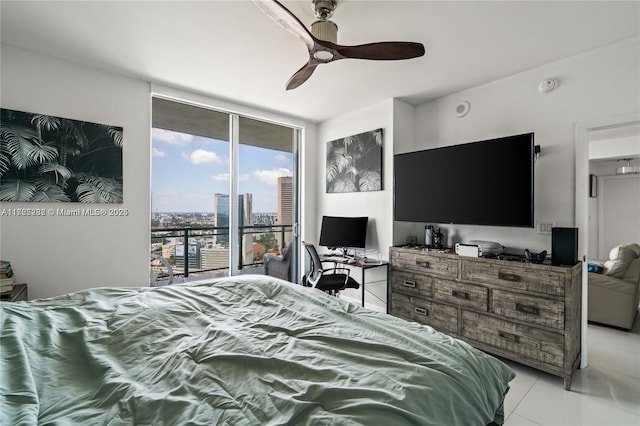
left=253, top=0, right=316, bottom=51
left=337, top=42, right=425, bottom=61
left=286, top=60, right=320, bottom=90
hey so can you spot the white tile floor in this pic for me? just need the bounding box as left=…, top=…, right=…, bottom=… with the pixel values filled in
left=503, top=315, right=640, bottom=426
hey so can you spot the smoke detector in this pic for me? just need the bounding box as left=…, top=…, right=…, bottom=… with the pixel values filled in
left=538, top=79, right=557, bottom=94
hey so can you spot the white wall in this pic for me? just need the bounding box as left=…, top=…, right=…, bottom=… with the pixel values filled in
left=395, top=37, right=640, bottom=254
left=316, top=99, right=407, bottom=260
left=3, top=35, right=638, bottom=299
left=315, top=99, right=413, bottom=311
left=0, top=46, right=316, bottom=298
left=0, top=45, right=151, bottom=299
left=589, top=157, right=640, bottom=260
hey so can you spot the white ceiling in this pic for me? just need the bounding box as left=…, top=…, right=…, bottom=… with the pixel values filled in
left=1, top=1, right=639, bottom=123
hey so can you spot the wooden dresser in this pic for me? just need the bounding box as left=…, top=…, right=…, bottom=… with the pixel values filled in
left=389, top=246, right=582, bottom=389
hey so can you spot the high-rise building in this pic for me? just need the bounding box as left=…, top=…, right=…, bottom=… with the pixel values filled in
left=277, top=176, right=293, bottom=250
left=200, top=246, right=229, bottom=270
left=213, top=193, right=253, bottom=266
left=214, top=193, right=230, bottom=247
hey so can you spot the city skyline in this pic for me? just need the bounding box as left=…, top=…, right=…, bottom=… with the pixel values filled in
left=151, top=128, right=293, bottom=213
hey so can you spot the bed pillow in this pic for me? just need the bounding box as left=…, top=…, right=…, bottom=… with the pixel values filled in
left=603, top=243, right=640, bottom=278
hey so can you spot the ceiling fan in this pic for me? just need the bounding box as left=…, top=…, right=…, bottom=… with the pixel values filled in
left=253, top=0, right=426, bottom=90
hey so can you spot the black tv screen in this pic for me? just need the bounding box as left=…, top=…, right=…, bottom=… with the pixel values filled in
left=394, top=133, right=534, bottom=227
left=319, top=216, right=368, bottom=249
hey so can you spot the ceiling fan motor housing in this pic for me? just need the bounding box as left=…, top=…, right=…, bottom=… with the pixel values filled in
left=311, top=20, right=338, bottom=43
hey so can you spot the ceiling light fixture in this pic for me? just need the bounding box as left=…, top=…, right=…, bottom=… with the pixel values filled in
left=616, top=159, right=639, bottom=175
left=455, top=100, right=470, bottom=118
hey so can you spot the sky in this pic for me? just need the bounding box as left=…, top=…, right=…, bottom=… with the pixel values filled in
left=151, top=128, right=293, bottom=213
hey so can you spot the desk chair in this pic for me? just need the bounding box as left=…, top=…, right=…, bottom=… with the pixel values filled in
left=303, top=242, right=359, bottom=296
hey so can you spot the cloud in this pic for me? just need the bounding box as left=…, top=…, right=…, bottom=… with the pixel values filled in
left=274, top=154, right=289, bottom=164
left=253, top=168, right=292, bottom=185
left=212, top=173, right=250, bottom=182
left=152, top=128, right=197, bottom=146
left=185, top=149, right=221, bottom=165
left=212, top=173, right=229, bottom=181
left=151, top=147, right=166, bottom=158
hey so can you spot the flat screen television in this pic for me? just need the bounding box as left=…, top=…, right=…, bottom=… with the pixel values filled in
left=394, top=133, right=534, bottom=227
left=319, top=216, right=368, bottom=252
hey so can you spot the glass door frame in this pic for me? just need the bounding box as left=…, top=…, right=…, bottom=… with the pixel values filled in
left=229, top=115, right=302, bottom=282
left=151, top=88, right=303, bottom=284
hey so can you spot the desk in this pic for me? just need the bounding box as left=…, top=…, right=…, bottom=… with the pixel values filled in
left=321, top=256, right=389, bottom=307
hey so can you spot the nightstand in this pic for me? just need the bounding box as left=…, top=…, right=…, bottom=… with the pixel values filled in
left=1, top=283, right=27, bottom=302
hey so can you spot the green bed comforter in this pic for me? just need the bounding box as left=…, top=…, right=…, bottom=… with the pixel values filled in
left=1, top=275, right=514, bottom=425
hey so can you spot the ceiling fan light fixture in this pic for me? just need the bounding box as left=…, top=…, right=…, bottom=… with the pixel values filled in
left=313, top=50, right=334, bottom=61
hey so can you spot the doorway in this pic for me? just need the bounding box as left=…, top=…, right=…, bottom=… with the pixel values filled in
left=575, top=117, right=640, bottom=367
left=150, top=97, right=301, bottom=284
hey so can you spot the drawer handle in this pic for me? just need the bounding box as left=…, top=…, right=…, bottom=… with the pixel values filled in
left=452, top=289, right=470, bottom=300
left=414, top=307, right=428, bottom=316
left=516, top=303, right=540, bottom=316
left=498, top=272, right=521, bottom=282
left=403, top=280, right=417, bottom=288
left=415, top=260, right=430, bottom=268
left=498, top=331, right=521, bottom=344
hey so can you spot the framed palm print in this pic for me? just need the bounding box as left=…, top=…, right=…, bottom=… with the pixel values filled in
left=326, top=128, right=383, bottom=193
left=0, top=108, right=123, bottom=203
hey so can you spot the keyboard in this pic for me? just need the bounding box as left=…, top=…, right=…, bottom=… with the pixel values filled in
left=322, top=256, right=349, bottom=262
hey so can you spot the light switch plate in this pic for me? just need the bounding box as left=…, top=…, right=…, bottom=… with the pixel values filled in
left=537, top=221, right=556, bottom=235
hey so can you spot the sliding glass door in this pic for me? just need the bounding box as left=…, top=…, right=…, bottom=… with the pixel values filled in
left=150, top=97, right=300, bottom=284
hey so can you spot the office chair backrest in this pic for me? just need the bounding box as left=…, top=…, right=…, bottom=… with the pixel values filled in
left=303, top=242, right=323, bottom=285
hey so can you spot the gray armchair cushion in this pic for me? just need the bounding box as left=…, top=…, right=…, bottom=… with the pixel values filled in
left=263, top=249, right=291, bottom=281
left=622, top=258, right=640, bottom=284
left=604, top=243, right=640, bottom=278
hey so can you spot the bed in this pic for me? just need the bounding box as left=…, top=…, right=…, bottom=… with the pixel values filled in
left=1, top=275, right=515, bottom=425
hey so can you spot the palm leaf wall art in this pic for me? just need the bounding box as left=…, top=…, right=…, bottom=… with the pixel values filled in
left=0, top=108, right=123, bottom=203
left=326, top=128, right=383, bottom=193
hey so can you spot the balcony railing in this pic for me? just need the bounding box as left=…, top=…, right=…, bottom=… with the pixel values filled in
left=150, top=224, right=292, bottom=280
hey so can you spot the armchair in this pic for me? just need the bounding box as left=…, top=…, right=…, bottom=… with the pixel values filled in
left=588, top=243, right=640, bottom=330
left=263, top=246, right=292, bottom=281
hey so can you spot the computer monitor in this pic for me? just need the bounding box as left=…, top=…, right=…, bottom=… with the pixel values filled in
left=318, top=216, right=368, bottom=256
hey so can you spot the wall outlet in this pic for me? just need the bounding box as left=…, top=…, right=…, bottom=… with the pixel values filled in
left=537, top=221, right=556, bottom=235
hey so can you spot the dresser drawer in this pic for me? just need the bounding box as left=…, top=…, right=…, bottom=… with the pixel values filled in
left=390, top=269, right=433, bottom=298
left=461, top=259, right=565, bottom=297
left=434, top=279, right=488, bottom=311
left=492, top=290, right=565, bottom=331
left=461, top=311, right=564, bottom=368
left=390, top=249, right=458, bottom=279
left=391, top=292, right=458, bottom=334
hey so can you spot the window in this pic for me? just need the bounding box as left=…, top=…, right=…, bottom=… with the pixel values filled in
left=150, top=98, right=299, bottom=283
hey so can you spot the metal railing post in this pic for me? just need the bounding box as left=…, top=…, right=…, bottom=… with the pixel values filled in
left=280, top=227, right=285, bottom=253
left=183, top=228, right=189, bottom=278
left=238, top=226, right=244, bottom=270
